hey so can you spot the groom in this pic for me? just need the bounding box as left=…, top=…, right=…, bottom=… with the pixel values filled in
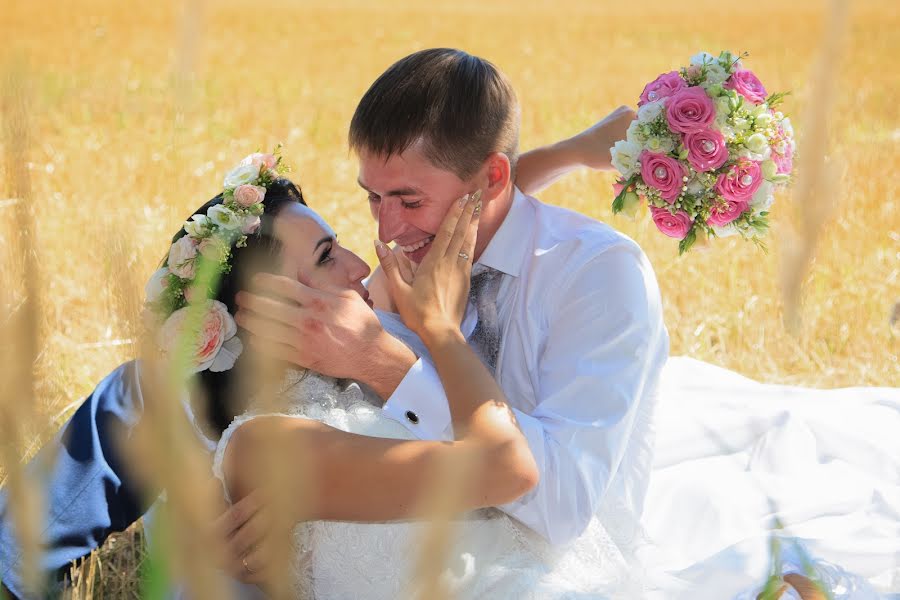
left=0, top=48, right=666, bottom=597
left=230, top=47, right=668, bottom=569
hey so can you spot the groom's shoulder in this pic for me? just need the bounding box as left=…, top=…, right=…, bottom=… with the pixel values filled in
left=525, top=193, right=647, bottom=267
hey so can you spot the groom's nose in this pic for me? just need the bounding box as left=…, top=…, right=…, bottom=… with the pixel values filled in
left=377, top=198, right=405, bottom=243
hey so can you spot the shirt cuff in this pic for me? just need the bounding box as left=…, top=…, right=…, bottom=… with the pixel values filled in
left=381, top=358, right=453, bottom=441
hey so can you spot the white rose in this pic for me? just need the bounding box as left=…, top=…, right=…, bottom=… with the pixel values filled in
left=208, top=205, right=242, bottom=230
left=241, top=214, right=261, bottom=234
left=746, top=133, right=769, bottom=155
left=637, top=100, right=664, bottom=124
left=711, top=223, right=739, bottom=238
left=610, top=140, right=642, bottom=178
left=686, top=176, right=707, bottom=195
left=645, top=135, right=675, bottom=154
left=145, top=268, right=170, bottom=303
left=780, top=117, right=794, bottom=137
left=626, top=120, right=646, bottom=144
left=223, top=163, right=260, bottom=189
left=167, top=236, right=198, bottom=279
left=183, top=214, right=209, bottom=238
left=704, top=64, right=729, bottom=85
left=755, top=112, right=773, bottom=130
left=690, top=51, right=716, bottom=67
left=733, top=118, right=751, bottom=132
left=750, top=181, right=775, bottom=212
left=761, top=159, right=778, bottom=180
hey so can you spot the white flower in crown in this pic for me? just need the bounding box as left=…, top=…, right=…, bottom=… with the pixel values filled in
left=168, top=236, right=198, bottom=279
left=207, top=205, right=243, bottom=230
left=184, top=214, right=210, bottom=238
left=158, top=300, right=243, bottom=373
left=223, top=163, right=261, bottom=189
left=145, top=268, right=170, bottom=303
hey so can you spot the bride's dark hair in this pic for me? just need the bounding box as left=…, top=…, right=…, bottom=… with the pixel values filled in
left=165, top=177, right=306, bottom=439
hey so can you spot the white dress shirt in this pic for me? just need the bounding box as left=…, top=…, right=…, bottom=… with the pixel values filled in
left=381, top=187, right=669, bottom=547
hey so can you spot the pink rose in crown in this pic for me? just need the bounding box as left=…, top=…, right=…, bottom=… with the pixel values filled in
left=684, top=129, right=729, bottom=172
left=707, top=198, right=749, bottom=226
left=640, top=151, right=686, bottom=202
left=725, top=69, right=768, bottom=104
left=666, top=87, right=716, bottom=133
left=241, top=153, right=278, bottom=171
left=158, top=300, right=239, bottom=373
left=241, top=215, right=261, bottom=235
left=233, top=184, right=266, bottom=208
left=651, top=207, right=693, bottom=239
left=167, top=236, right=198, bottom=279
left=639, top=71, right=687, bottom=106
left=715, top=159, right=763, bottom=202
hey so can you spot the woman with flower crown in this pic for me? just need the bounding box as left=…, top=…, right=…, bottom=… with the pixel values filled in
left=142, top=147, right=640, bottom=599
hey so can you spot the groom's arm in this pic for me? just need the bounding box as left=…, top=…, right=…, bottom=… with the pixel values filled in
left=381, top=243, right=668, bottom=545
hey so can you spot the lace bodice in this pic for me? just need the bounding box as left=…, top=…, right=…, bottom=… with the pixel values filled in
left=213, top=369, right=633, bottom=599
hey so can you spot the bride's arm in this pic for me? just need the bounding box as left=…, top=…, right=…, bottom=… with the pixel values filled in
left=223, top=196, right=536, bottom=521
left=513, top=105, right=635, bottom=195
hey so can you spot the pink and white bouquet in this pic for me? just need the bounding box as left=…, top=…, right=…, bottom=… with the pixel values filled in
left=610, top=51, right=795, bottom=253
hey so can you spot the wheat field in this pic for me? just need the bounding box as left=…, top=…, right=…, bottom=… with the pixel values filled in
left=1, top=0, right=898, bottom=595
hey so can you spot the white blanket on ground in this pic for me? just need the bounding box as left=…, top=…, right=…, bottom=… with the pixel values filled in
left=643, top=357, right=900, bottom=598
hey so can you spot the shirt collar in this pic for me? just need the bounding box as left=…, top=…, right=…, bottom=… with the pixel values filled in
left=474, top=187, right=532, bottom=278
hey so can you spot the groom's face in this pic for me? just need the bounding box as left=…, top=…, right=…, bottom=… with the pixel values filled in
left=358, top=142, right=475, bottom=264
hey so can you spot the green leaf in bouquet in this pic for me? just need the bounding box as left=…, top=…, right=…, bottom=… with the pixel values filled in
left=766, top=91, right=791, bottom=108
left=611, top=176, right=635, bottom=214
left=678, top=227, right=697, bottom=255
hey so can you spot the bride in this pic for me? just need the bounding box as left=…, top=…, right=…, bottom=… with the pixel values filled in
left=141, top=142, right=637, bottom=599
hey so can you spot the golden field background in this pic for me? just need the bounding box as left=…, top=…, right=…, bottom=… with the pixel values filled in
left=0, top=1, right=898, bottom=590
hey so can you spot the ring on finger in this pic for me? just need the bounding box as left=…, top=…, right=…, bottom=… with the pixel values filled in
left=458, top=251, right=470, bottom=261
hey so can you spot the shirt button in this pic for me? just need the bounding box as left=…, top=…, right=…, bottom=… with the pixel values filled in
left=405, top=410, right=419, bottom=424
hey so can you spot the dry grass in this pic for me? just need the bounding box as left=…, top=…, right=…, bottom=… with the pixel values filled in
left=1, top=0, right=898, bottom=596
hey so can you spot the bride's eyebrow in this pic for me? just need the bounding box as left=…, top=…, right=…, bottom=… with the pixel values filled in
left=313, top=236, right=334, bottom=254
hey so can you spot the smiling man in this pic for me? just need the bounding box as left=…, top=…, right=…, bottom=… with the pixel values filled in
left=236, top=48, right=669, bottom=552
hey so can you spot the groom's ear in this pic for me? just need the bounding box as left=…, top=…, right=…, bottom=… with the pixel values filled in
left=483, top=152, right=512, bottom=199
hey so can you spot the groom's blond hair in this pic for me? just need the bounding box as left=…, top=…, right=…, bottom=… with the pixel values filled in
left=349, top=48, right=520, bottom=179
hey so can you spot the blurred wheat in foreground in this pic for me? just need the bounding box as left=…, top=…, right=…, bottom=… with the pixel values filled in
left=1, top=0, right=897, bottom=596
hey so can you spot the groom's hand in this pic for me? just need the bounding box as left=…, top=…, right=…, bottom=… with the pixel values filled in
left=234, top=274, right=417, bottom=400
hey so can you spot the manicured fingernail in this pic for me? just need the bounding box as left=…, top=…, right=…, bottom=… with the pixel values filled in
left=470, top=189, right=482, bottom=203
left=458, top=193, right=470, bottom=208
left=374, top=239, right=388, bottom=258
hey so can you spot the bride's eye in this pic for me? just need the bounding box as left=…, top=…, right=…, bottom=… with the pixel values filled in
left=317, top=244, right=334, bottom=266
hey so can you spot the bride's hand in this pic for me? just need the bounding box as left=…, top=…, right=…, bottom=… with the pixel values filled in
left=375, top=191, right=480, bottom=342
left=569, top=105, right=637, bottom=170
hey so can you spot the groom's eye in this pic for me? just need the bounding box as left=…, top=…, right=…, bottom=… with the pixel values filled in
left=367, top=193, right=380, bottom=205
left=401, top=199, right=422, bottom=209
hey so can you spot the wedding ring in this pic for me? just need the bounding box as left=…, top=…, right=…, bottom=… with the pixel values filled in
left=242, top=556, right=255, bottom=575
left=458, top=251, right=470, bottom=261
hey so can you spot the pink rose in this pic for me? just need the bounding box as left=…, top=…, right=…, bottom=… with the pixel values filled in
left=666, top=87, right=716, bottom=133
left=707, top=199, right=749, bottom=226
left=233, top=184, right=266, bottom=207
left=771, top=125, right=794, bottom=174
left=684, top=128, right=729, bottom=172
left=724, top=69, right=768, bottom=104
left=651, top=207, right=693, bottom=239
left=639, top=71, right=687, bottom=106
left=241, top=153, right=278, bottom=171
left=158, top=300, right=238, bottom=372
left=167, top=236, right=198, bottom=279
left=715, top=159, right=763, bottom=202
left=241, top=215, right=261, bottom=234
left=640, top=151, right=686, bottom=202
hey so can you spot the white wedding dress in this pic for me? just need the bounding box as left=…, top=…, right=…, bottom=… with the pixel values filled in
left=206, top=315, right=899, bottom=599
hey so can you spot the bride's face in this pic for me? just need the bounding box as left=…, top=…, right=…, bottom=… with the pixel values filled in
left=272, top=203, right=374, bottom=308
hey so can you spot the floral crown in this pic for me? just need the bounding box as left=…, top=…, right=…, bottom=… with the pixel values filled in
left=144, top=148, right=289, bottom=373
